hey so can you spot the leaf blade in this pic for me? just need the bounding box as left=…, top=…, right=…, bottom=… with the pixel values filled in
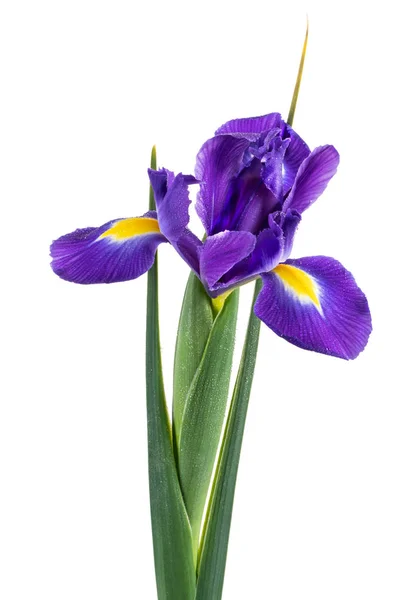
left=178, top=290, right=239, bottom=557
left=146, top=147, right=196, bottom=600
left=173, top=271, right=214, bottom=449
left=195, top=280, right=262, bottom=600
left=287, top=18, right=309, bottom=127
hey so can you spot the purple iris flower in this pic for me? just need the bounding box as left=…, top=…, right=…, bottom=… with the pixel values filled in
left=51, top=113, right=371, bottom=360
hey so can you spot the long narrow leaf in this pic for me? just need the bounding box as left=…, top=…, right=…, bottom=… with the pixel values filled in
left=287, top=19, right=309, bottom=127
left=178, top=290, right=239, bottom=558
left=173, top=271, right=214, bottom=450
left=146, top=147, right=196, bottom=600
left=195, top=279, right=262, bottom=599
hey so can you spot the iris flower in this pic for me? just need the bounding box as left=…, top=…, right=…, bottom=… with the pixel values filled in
left=51, top=113, right=371, bottom=359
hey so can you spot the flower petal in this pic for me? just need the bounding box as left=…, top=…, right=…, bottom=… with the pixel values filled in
left=219, top=226, right=283, bottom=290
left=283, top=145, right=340, bottom=214
left=195, top=135, right=250, bottom=234
left=215, top=158, right=277, bottom=234
left=254, top=256, right=371, bottom=359
left=200, top=230, right=256, bottom=290
left=282, top=124, right=311, bottom=194
left=51, top=213, right=166, bottom=284
left=148, top=169, right=197, bottom=241
left=215, top=113, right=283, bottom=140
left=174, top=228, right=202, bottom=276
left=270, top=209, right=302, bottom=261
left=148, top=168, right=202, bottom=274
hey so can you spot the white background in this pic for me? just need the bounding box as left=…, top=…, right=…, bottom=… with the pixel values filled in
left=1, top=0, right=399, bottom=598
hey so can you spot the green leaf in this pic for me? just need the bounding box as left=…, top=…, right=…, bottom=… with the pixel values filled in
left=178, top=289, right=239, bottom=558
left=173, top=271, right=214, bottom=450
left=287, top=18, right=309, bottom=127
left=195, top=279, right=262, bottom=600
left=146, top=146, right=196, bottom=600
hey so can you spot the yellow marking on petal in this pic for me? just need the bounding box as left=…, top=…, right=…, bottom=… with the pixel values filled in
left=273, top=263, right=321, bottom=309
left=100, top=217, right=160, bottom=240
left=212, top=290, right=232, bottom=313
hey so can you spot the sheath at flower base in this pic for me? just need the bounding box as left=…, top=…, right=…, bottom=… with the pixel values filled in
left=50, top=112, right=371, bottom=360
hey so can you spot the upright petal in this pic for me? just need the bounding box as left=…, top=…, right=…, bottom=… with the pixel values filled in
left=282, top=124, right=311, bottom=194
left=270, top=209, right=302, bottom=261
left=51, top=212, right=166, bottom=284
left=148, top=169, right=202, bottom=274
left=216, top=158, right=277, bottom=234
left=148, top=169, right=197, bottom=241
left=215, top=113, right=283, bottom=140
left=195, top=135, right=250, bottom=234
left=254, top=256, right=371, bottom=359
left=283, top=145, right=340, bottom=214
left=200, top=230, right=256, bottom=290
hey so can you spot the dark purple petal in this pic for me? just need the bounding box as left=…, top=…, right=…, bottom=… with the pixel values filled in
left=148, top=168, right=173, bottom=206
left=174, top=228, right=202, bottom=276
left=215, top=113, right=283, bottom=140
left=148, top=169, right=197, bottom=241
left=219, top=227, right=283, bottom=290
left=200, top=230, right=256, bottom=289
left=254, top=256, right=371, bottom=360
left=261, top=135, right=290, bottom=202
left=270, top=209, right=301, bottom=261
left=282, top=125, right=311, bottom=194
left=283, top=145, right=340, bottom=214
left=216, top=158, right=277, bottom=234
left=195, top=135, right=250, bottom=234
left=51, top=215, right=166, bottom=284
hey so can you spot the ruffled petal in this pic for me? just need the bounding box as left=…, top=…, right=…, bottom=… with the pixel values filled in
left=215, top=113, right=283, bottom=140
left=216, top=158, right=277, bottom=234
left=51, top=212, right=166, bottom=284
left=270, top=209, right=302, bottom=262
left=148, top=169, right=197, bottom=241
left=195, top=135, right=250, bottom=234
left=282, top=124, right=311, bottom=194
left=254, top=256, right=371, bottom=360
left=200, top=230, right=256, bottom=290
left=283, top=145, right=340, bottom=214
left=148, top=169, right=201, bottom=274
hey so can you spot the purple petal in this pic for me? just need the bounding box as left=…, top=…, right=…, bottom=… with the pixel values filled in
left=282, top=125, right=311, bottom=194
left=254, top=256, right=371, bottom=360
left=174, top=228, right=202, bottom=276
left=283, top=145, right=340, bottom=214
left=195, top=135, right=251, bottom=234
left=216, top=158, right=277, bottom=234
left=219, top=227, right=283, bottom=290
left=147, top=168, right=173, bottom=206
left=261, top=135, right=290, bottom=202
left=148, top=169, right=197, bottom=241
left=200, top=230, right=256, bottom=289
left=51, top=214, right=166, bottom=284
left=215, top=113, right=283, bottom=140
left=270, top=209, right=301, bottom=261
left=148, top=168, right=202, bottom=273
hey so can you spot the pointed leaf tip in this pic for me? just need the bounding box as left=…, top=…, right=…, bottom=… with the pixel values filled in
left=287, top=18, right=309, bottom=127
left=149, top=145, right=157, bottom=210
